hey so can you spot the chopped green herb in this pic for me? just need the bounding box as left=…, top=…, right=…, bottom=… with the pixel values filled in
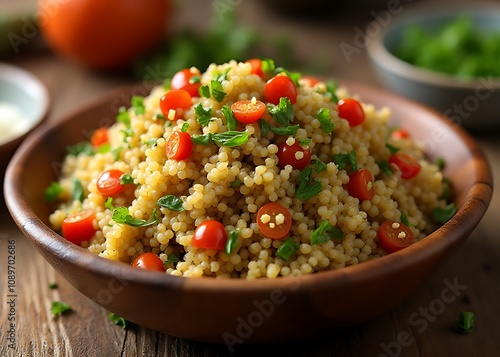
left=157, top=195, right=184, bottom=212
left=324, top=80, right=339, bottom=102
left=73, top=178, right=84, bottom=202
left=131, top=95, right=145, bottom=115
left=48, top=283, right=58, bottom=290
left=162, top=78, right=171, bottom=90
left=385, top=143, right=400, bottom=154
left=295, top=167, right=322, bottom=200
left=210, top=80, right=226, bottom=102
left=96, top=143, right=111, bottom=154
left=144, top=138, right=158, bottom=147
left=190, top=75, right=201, bottom=84
left=231, top=178, right=242, bottom=187
left=378, top=160, right=393, bottom=176
left=109, top=313, right=129, bottom=329
left=164, top=121, right=172, bottom=127
left=112, top=147, right=122, bottom=161
left=165, top=253, right=180, bottom=265
left=225, top=229, right=240, bottom=255
left=191, top=133, right=213, bottom=146
left=105, top=197, right=115, bottom=211
left=212, top=131, right=249, bottom=147
left=51, top=301, right=72, bottom=316
left=214, top=68, right=230, bottom=82
left=268, top=97, right=294, bottom=126
left=194, top=103, right=213, bottom=127
left=316, top=108, right=335, bottom=134
left=66, top=141, right=94, bottom=156
left=199, top=85, right=210, bottom=98
left=259, top=119, right=271, bottom=137
left=298, top=138, right=312, bottom=146
left=120, top=174, right=134, bottom=185
left=333, top=150, right=357, bottom=171
left=221, top=105, right=237, bottom=131
left=44, top=182, right=63, bottom=203
left=261, top=58, right=276, bottom=78
left=269, top=124, right=300, bottom=136
left=154, top=113, right=166, bottom=121
left=313, top=159, right=327, bottom=173
left=433, top=203, right=457, bottom=224
left=112, top=207, right=158, bottom=227
left=116, top=106, right=131, bottom=126
left=276, top=237, right=299, bottom=261
left=441, top=177, right=453, bottom=200
left=120, top=127, right=134, bottom=145
left=435, top=157, right=446, bottom=170
left=400, top=211, right=412, bottom=227
left=454, top=311, right=474, bottom=334
left=310, top=220, right=344, bottom=245
left=180, top=122, right=190, bottom=132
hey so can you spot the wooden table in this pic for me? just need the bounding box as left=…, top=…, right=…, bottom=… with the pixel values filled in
left=1, top=0, right=499, bottom=356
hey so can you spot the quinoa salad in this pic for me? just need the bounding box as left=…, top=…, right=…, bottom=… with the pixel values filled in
left=46, top=58, right=456, bottom=279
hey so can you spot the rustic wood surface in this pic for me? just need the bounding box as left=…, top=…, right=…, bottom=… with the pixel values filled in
left=1, top=0, right=499, bottom=356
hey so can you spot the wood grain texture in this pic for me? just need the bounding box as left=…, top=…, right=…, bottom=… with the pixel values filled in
left=1, top=0, right=499, bottom=355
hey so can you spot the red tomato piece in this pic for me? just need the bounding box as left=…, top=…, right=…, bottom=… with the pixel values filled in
left=165, top=131, right=193, bottom=160
left=338, top=98, right=365, bottom=126
left=378, top=220, right=415, bottom=253
left=347, top=168, right=374, bottom=201
left=264, top=75, right=297, bottom=105
left=96, top=169, right=125, bottom=197
left=256, top=202, right=292, bottom=240
left=300, top=75, right=321, bottom=88
left=389, top=152, right=421, bottom=179
left=246, top=58, right=264, bottom=78
left=62, top=209, right=96, bottom=245
left=170, top=68, right=202, bottom=97
left=131, top=252, right=165, bottom=272
left=391, top=128, right=410, bottom=140
left=159, top=89, right=192, bottom=121
left=277, top=141, right=311, bottom=170
left=90, top=127, right=109, bottom=148
left=231, top=99, right=266, bottom=124
left=192, top=220, right=228, bottom=250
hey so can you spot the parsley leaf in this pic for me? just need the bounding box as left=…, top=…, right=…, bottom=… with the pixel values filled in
left=433, top=203, right=457, bottom=224
left=73, top=178, right=84, bottom=202
left=400, top=211, right=412, bottom=227
left=268, top=97, right=294, bottom=126
left=194, top=103, right=213, bottom=126
left=131, top=95, right=145, bottom=115
left=333, top=150, right=357, bottom=171
left=312, top=159, right=327, bottom=173
left=66, top=141, right=94, bottom=156
left=116, top=106, right=131, bottom=126
left=51, top=301, right=72, bottom=316
left=269, top=124, right=300, bottom=136
left=454, top=311, right=474, bottom=334
left=181, top=122, right=190, bottom=132
left=261, top=58, right=276, bottom=78
left=165, top=254, right=180, bottom=265
left=295, top=166, right=322, bottom=200
left=310, top=220, right=344, bottom=245
left=199, top=85, right=210, bottom=98
left=276, top=237, right=299, bottom=261
left=259, top=119, right=271, bottom=137
left=316, top=108, right=335, bottom=134
left=231, top=178, right=242, bottom=187
left=225, top=229, right=240, bottom=255
left=120, top=174, right=134, bottom=185
left=105, top=197, right=115, bottom=211
left=109, top=313, right=130, bottom=329
left=385, top=143, right=400, bottom=154
left=157, top=195, right=184, bottom=212
left=212, top=131, right=249, bottom=147
left=48, top=283, right=58, bottom=290
left=378, top=160, right=393, bottom=176
left=191, top=133, right=213, bottom=145
left=112, top=207, right=158, bottom=227
left=324, top=80, right=339, bottom=102
left=221, top=105, right=237, bottom=131
left=210, top=80, right=226, bottom=102
left=44, top=182, right=63, bottom=203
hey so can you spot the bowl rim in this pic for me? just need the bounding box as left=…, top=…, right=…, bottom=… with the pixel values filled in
left=3, top=80, right=493, bottom=293
left=0, top=61, right=51, bottom=148
left=366, top=2, right=500, bottom=89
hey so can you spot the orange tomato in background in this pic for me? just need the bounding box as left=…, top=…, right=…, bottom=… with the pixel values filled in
left=37, top=0, right=170, bottom=70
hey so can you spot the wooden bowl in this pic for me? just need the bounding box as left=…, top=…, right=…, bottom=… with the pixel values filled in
left=3, top=81, right=492, bottom=345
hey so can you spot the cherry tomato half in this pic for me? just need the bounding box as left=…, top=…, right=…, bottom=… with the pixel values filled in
left=96, top=169, right=125, bottom=197
left=277, top=141, right=311, bottom=170
left=170, top=68, right=201, bottom=97
left=391, top=128, right=410, bottom=140
left=256, top=202, right=292, bottom=240
left=264, top=75, right=297, bottom=105
left=347, top=168, right=374, bottom=201
left=378, top=220, right=415, bottom=253
left=62, top=209, right=96, bottom=245
left=91, top=127, right=109, bottom=148
left=246, top=58, right=264, bottom=78
left=166, top=131, right=193, bottom=160
left=231, top=99, right=266, bottom=124
left=192, top=220, right=228, bottom=250
left=389, top=152, right=421, bottom=179
left=338, top=98, right=365, bottom=127
left=131, top=252, right=165, bottom=272
left=159, top=89, right=192, bottom=121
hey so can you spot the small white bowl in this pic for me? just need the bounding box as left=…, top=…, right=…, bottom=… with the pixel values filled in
left=0, top=62, right=50, bottom=176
